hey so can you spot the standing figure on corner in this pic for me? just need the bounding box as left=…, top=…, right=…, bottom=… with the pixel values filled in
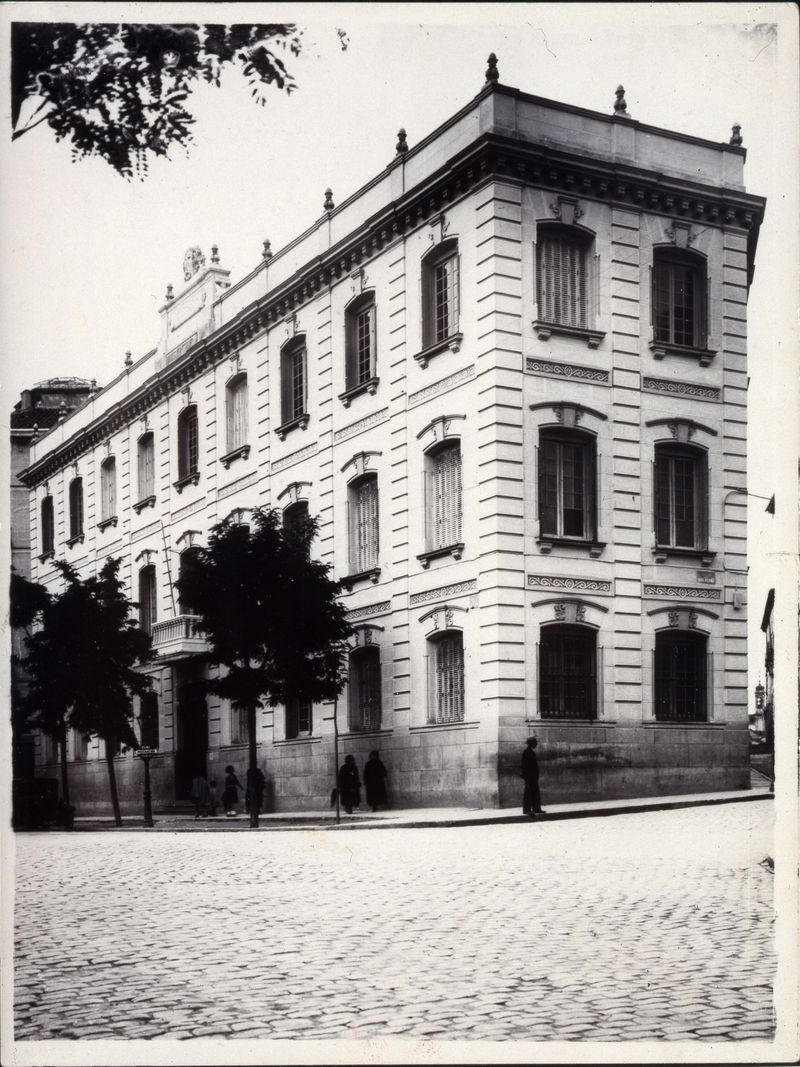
left=222, top=764, right=243, bottom=817
left=338, top=754, right=361, bottom=814
left=521, top=737, right=546, bottom=817
left=363, top=750, right=388, bottom=812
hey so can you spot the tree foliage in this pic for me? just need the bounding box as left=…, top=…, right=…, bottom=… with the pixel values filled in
left=176, top=507, right=353, bottom=826
left=11, top=22, right=304, bottom=177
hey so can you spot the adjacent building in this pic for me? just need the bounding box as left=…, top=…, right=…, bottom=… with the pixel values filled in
left=18, top=66, right=766, bottom=814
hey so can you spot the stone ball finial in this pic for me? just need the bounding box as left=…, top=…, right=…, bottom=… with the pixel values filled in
left=614, top=85, right=628, bottom=116
left=57, top=399, right=67, bottom=420
left=210, top=244, right=220, bottom=264
left=165, top=283, right=174, bottom=303
left=262, top=239, right=272, bottom=261
left=729, top=123, right=743, bottom=146
left=323, top=188, right=334, bottom=212
left=396, top=128, right=409, bottom=155
left=124, top=350, right=133, bottom=369
left=485, top=53, right=499, bottom=84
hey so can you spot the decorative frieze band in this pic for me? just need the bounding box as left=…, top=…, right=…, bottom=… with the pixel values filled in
left=347, top=600, right=391, bottom=620
left=171, top=498, right=206, bottom=523
left=527, top=574, right=612, bottom=593
left=131, top=521, right=161, bottom=543
left=526, top=359, right=609, bottom=384
left=642, top=376, right=720, bottom=402
left=334, top=407, right=389, bottom=443
left=271, top=442, right=318, bottom=474
left=217, top=470, right=258, bottom=500
left=410, top=579, right=477, bottom=606
left=408, top=365, right=476, bottom=408
left=643, top=585, right=722, bottom=600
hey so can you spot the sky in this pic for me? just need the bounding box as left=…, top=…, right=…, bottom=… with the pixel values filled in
left=1, top=2, right=798, bottom=704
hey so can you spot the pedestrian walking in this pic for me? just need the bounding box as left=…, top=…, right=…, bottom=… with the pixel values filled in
left=191, top=774, right=211, bottom=819
left=521, top=737, right=546, bottom=817
left=337, top=754, right=361, bottom=814
left=221, top=764, right=243, bottom=817
left=246, top=766, right=266, bottom=815
left=363, top=750, right=388, bottom=812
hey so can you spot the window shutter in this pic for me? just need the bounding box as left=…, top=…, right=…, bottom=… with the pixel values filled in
left=597, top=645, right=604, bottom=718
left=649, top=265, right=654, bottom=328
left=345, top=313, right=356, bottom=390
left=452, top=254, right=461, bottom=334
left=697, top=459, right=709, bottom=550
left=345, top=497, right=353, bottom=572
left=702, top=275, right=710, bottom=348
left=534, top=444, right=540, bottom=532
left=368, top=304, right=377, bottom=377
left=368, top=477, right=379, bottom=568
left=281, top=352, right=291, bottom=424
left=591, top=447, right=600, bottom=540
left=421, top=261, right=430, bottom=349
left=425, top=651, right=433, bottom=724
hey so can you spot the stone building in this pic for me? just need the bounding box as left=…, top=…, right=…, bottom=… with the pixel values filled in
left=18, top=65, right=766, bottom=814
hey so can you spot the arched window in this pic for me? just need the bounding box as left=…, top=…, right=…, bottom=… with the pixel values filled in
left=536, top=224, right=592, bottom=330
left=652, top=249, right=707, bottom=349
left=40, top=495, right=54, bottom=555
left=427, top=631, right=465, bottom=724
left=422, top=239, right=460, bottom=349
left=225, top=373, right=249, bottom=454
left=138, top=564, right=157, bottom=635
left=139, top=691, right=159, bottom=748
left=424, top=440, right=462, bottom=552
left=283, top=499, right=310, bottom=535
left=68, top=477, right=84, bottom=543
left=538, top=625, right=597, bottom=720
left=137, top=432, right=155, bottom=503
left=654, top=629, right=708, bottom=722
left=345, top=293, right=377, bottom=392
left=100, top=457, right=117, bottom=523
left=538, top=430, right=597, bottom=541
left=285, top=695, right=312, bottom=739
left=177, top=547, right=201, bottom=615
left=349, top=645, right=382, bottom=731
left=654, top=444, right=708, bottom=550
left=347, top=474, right=379, bottom=575
left=177, top=405, right=199, bottom=482
left=280, top=338, right=307, bottom=428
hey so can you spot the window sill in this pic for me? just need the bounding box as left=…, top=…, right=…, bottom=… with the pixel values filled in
left=533, top=321, right=605, bottom=349
left=410, top=720, right=479, bottom=733
left=644, top=720, right=720, bottom=728
left=66, top=534, right=85, bottom=548
left=342, top=727, right=393, bottom=739
left=38, top=550, right=55, bottom=563
left=97, top=516, right=118, bottom=532
left=537, top=537, right=605, bottom=558
left=649, top=340, right=716, bottom=367
left=220, top=444, right=250, bottom=469
left=273, top=736, right=322, bottom=747
left=527, top=717, right=606, bottom=725
left=339, top=377, right=379, bottom=407
left=653, top=546, right=715, bottom=566
left=275, top=413, right=310, bottom=441
left=173, top=472, right=200, bottom=494
left=133, top=495, right=156, bottom=514
left=341, top=566, right=381, bottom=591
left=413, top=332, right=463, bottom=369
left=417, top=542, right=464, bottom=568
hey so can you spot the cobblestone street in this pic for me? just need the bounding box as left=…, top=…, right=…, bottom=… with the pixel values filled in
left=13, top=802, right=775, bottom=1044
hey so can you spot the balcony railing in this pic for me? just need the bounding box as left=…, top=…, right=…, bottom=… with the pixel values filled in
left=150, top=615, right=207, bottom=660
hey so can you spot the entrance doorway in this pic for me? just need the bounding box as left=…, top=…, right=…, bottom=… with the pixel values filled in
left=174, top=665, right=208, bottom=801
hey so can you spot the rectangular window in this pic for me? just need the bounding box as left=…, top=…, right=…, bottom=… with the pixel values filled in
left=654, top=633, right=708, bottom=722
left=138, top=566, right=157, bottom=635
left=349, top=648, right=382, bottom=731
left=281, top=344, right=307, bottom=425
left=653, top=256, right=705, bottom=348
left=430, top=634, right=465, bottom=724
left=140, top=693, right=159, bottom=749
left=538, top=435, right=596, bottom=540
left=349, top=477, right=379, bottom=574
left=41, top=496, right=54, bottom=554
left=427, top=443, right=462, bottom=550
left=138, top=434, right=155, bottom=500
left=434, top=256, right=459, bottom=343
left=100, top=459, right=116, bottom=521
left=230, top=704, right=249, bottom=745
left=227, top=377, right=248, bottom=452
left=539, top=627, right=597, bottom=719
left=69, top=478, right=83, bottom=540
left=285, top=696, right=312, bottom=739
left=72, top=729, right=88, bottom=761
left=537, top=233, right=587, bottom=328
left=178, top=408, right=199, bottom=480
left=655, top=449, right=707, bottom=550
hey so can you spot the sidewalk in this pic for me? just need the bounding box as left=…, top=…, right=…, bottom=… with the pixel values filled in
left=65, top=779, right=773, bottom=833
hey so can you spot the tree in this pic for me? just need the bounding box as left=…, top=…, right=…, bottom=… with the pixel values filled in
left=11, top=22, right=311, bottom=177
left=13, top=559, right=153, bottom=826
left=175, top=507, right=353, bottom=828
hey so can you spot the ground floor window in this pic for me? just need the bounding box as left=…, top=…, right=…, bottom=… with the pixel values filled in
left=349, top=646, right=382, bottom=731
left=140, top=692, right=159, bottom=749
left=230, top=704, right=249, bottom=746
left=654, top=630, right=708, bottom=722
left=428, top=632, right=465, bottom=724
left=538, top=625, right=597, bottom=719
left=286, top=696, right=312, bottom=739
left=72, top=729, right=88, bottom=761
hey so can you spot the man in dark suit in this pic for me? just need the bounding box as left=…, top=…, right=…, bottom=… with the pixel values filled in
left=521, top=736, right=546, bottom=816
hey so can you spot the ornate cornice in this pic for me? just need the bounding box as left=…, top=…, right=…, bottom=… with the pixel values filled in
left=410, top=579, right=477, bottom=606
left=643, top=585, right=722, bottom=600
left=527, top=574, right=612, bottom=594
left=20, top=126, right=764, bottom=490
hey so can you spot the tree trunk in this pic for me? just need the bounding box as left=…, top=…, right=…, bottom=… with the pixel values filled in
left=247, top=704, right=259, bottom=829
left=105, top=748, right=122, bottom=827
left=59, top=726, right=71, bottom=808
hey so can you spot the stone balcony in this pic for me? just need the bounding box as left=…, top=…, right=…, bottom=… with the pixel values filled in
left=150, top=615, right=207, bottom=660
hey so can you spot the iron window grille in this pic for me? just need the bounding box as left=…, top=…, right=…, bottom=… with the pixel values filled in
left=177, top=406, right=199, bottom=480
left=349, top=646, right=382, bottom=731
left=654, top=446, right=708, bottom=550
left=654, top=631, right=709, bottom=722
left=652, top=252, right=707, bottom=348
left=538, top=625, right=598, bottom=719
left=427, top=632, right=465, bottom=724
left=538, top=432, right=597, bottom=541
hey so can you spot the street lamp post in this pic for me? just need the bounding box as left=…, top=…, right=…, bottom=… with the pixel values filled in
left=136, top=746, right=157, bottom=827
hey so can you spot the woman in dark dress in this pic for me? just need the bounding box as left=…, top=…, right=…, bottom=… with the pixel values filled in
left=222, top=764, right=243, bottom=817
left=363, top=750, right=388, bottom=812
left=337, top=754, right=361, bottom=814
